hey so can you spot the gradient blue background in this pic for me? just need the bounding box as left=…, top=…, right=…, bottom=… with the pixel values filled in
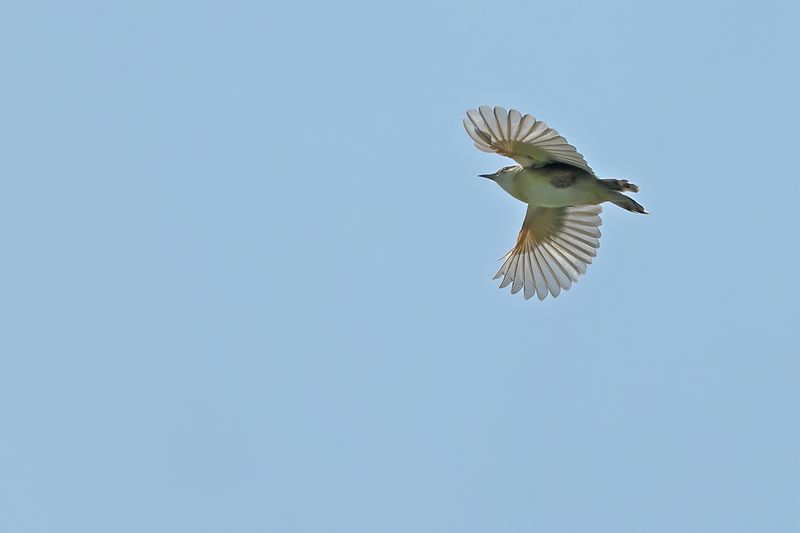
left=2, top=1, right=799, bottom=531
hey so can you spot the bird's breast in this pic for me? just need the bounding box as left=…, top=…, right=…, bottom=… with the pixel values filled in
left=509, top=169, right=601, bottom=207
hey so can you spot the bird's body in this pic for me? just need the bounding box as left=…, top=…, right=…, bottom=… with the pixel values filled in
left=464, top=106, right=647, bottom=300
left=491, top=163, right=605, bottom=207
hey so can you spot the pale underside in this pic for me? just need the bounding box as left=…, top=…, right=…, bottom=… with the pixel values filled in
left=504, top=166, right=603, bottom=207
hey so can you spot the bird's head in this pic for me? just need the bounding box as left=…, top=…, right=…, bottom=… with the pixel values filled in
left=479, top=165, right=521, bottom=182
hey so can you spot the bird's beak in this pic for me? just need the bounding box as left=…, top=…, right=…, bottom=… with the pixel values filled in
left=478, top=173, right=492, bottom=179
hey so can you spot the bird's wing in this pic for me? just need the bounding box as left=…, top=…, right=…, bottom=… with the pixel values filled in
left=495, top=204, right=602, bottom=300
left=464, top=106, right=593, bottom=173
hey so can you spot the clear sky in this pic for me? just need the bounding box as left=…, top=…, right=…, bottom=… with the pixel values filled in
left=2, top=1, right=799, bottom=532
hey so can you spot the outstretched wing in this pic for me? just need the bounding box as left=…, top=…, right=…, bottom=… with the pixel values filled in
left=495, top=204, right=602, bottom=300
left=464, top=106, right=593, bottom=173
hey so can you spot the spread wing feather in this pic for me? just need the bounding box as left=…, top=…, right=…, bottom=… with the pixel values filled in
left=464, top=106, right=593, bottom=173
left=494, top=205, right=602, bottom=300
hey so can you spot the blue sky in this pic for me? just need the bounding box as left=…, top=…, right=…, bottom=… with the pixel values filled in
left=2, top=1, right=799, bottom=532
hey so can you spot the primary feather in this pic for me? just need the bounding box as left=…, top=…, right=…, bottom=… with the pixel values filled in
left=464, top=106, right=592, bottom=172
left=495, top=205, right=602, bottom=300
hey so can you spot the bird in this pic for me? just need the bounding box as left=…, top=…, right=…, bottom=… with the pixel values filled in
left=464, top=106, right=647, bottom=300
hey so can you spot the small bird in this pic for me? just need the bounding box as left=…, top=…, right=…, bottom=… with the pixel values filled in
left=464, top=106, right=647, bottom=300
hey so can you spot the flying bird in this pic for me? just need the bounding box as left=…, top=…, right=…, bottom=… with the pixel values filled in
left=464, top=106, right=647, bottom=300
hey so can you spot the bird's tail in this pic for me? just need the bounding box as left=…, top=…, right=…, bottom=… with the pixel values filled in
left=606, top=191, right=648, bottom=214
left=599, top=178, right=647, bottom=214
left=600, top=178, right=639, bottom=193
